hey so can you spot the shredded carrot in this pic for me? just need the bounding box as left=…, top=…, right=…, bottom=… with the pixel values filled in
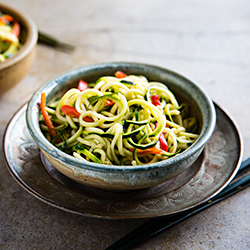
left=129, top=148, right=165, bottom=155
left=40, top=93, right=57, bottom=138
left=4, top=14, right=14, bottom=22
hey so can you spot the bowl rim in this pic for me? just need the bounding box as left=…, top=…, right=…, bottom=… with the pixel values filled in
left=26, top=62, right=216, bottom=173
left=0, top=3, right=38, bottom=69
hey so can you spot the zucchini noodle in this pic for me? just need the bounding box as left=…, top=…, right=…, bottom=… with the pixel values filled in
left=39, top=72, right=199, bottom=165
left=0, top=12, right=21, bottom=62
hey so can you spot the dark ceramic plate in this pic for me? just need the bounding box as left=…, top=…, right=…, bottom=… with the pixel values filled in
left=3, top=103, right=243, bottom=219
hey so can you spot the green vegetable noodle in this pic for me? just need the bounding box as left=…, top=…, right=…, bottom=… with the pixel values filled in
left=39, top=71, right=199, bottom=166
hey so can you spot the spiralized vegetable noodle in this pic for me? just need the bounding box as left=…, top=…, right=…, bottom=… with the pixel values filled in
left=0, top=11, right=21, bottom=62
left=39, top=71, right=199, bottom=166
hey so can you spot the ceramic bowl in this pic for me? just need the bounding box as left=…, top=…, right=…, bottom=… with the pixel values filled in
left=26, top=62, right=216, bottom=191
left=0, top=3, right=37, bottom=94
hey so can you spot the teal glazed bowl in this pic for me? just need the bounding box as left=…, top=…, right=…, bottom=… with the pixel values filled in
left=26, top=62, right=216, bottom=190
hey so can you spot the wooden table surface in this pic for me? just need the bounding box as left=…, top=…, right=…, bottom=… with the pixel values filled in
left=1, top=0, right=250, bottom=249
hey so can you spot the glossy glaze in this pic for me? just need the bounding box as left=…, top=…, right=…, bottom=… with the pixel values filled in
left=26, top=62, right=216, bottom=190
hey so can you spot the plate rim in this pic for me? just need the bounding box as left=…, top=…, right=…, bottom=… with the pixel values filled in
left=3, top=102, right=244, bottom=219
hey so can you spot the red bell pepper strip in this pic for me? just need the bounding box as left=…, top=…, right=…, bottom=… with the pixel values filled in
left=159, top=133, right=168, bottom=152
left=155, top=122, right=168, bottom=152
left=105, top=99, right=115, bottom=106
left=77, top=80, right=88, bottom=91
left=82, top=116, right=94, bottom=122
left=61, top=105, right=81, bottom=118
left=151, top=95, right=161, bottom=106
left=115, top=71, right=127, bottom=78
left=40, top=93, right=57, bottom=138
left=131, top=148, right=165, bottom=155
left=11, top=21, right=20, bottom=37
left=61, top=105, right=94, bottom=122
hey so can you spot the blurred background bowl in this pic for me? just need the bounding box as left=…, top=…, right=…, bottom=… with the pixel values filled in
left=26, top=62, right=216, bottom=191
left=0, top=3, right=37, bottom=94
